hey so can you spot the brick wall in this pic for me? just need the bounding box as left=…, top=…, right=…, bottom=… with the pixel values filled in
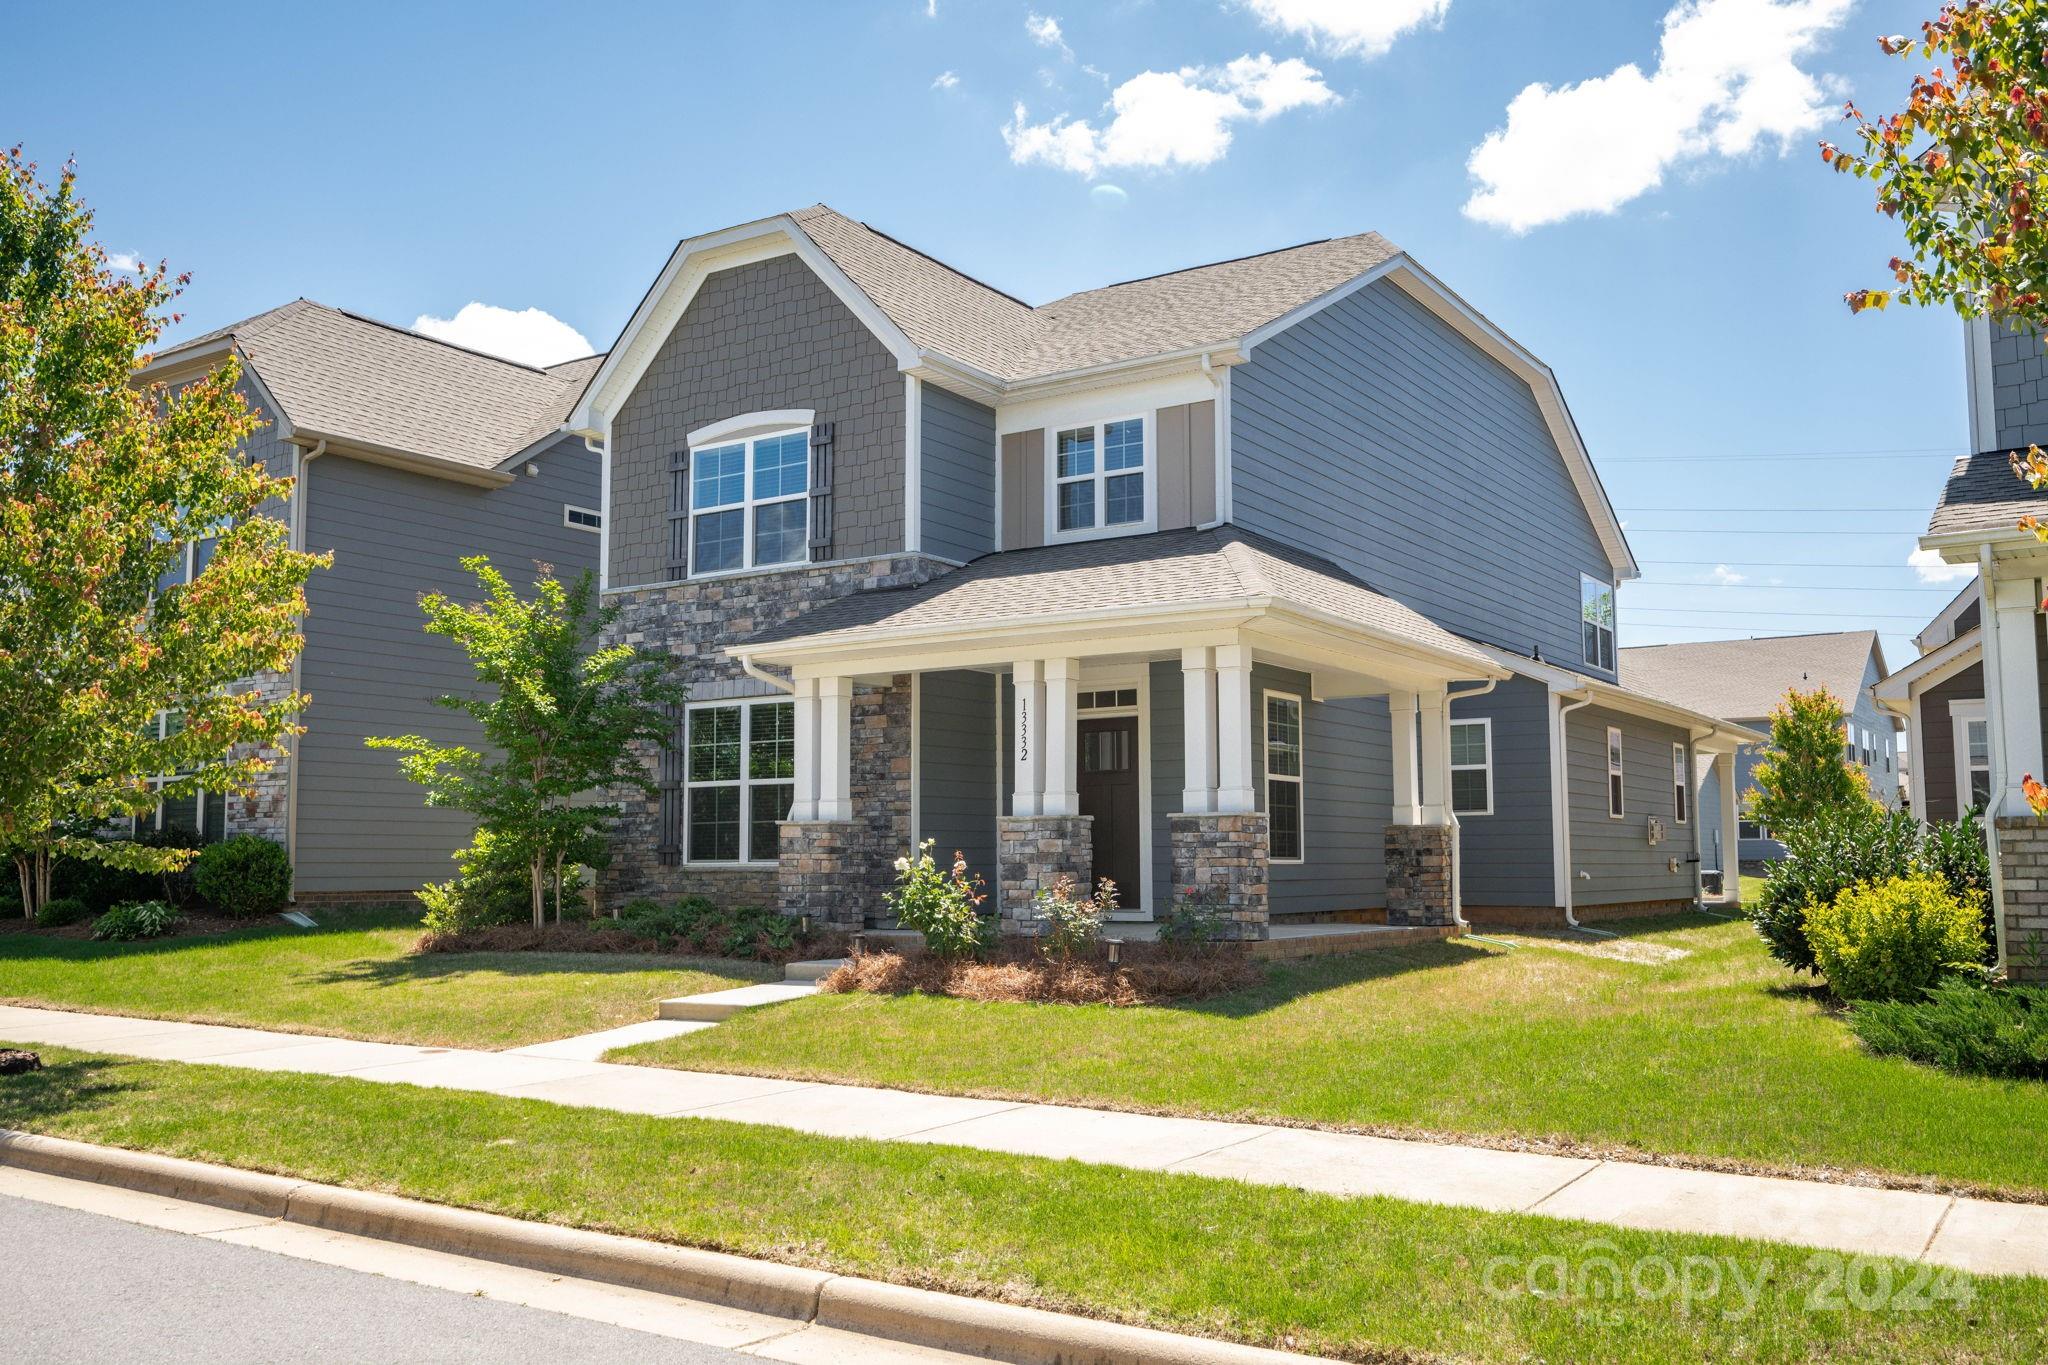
left=226, top=669, right=293, bottom=846
left=1996, top=817, right=2048, bottom=981
left=1169, top=812, right=1270, bottom=940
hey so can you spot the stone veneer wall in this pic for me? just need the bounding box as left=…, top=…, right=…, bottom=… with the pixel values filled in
left=996, top=815, right=1094, bottom=934
left=1995, top=818, right=2048, bottom=981
left=1169, top=812, right=1271, bottom=940
left=1385, top=823, right=1455, bottom=927
left=597, top=554, right=946, bottom=912
left=226, top=669, right=293, bottom=845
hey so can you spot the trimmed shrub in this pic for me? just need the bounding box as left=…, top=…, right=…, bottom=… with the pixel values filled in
left=417, top=832, right=535, bottom=934
left=1803, top=875, right=1986, bottom=1002
left=49, top=828, right=206, bottom=911
left=33, top=896, right=90, bottom=928
left=885, top=841, right=989, bottom=959
left=90, top=900, right=182, bottom=942
left=1922, top=810, right=1996, bottom=963
left=192, top=835, right=292, bottom=917
left=608, top=897, right=800, bottom=960
left=1157, top=885, right=1232, bottom=946
left=1032, top=873, right=1113, bottom=958
left=1849, top=980, right=2048, bottom=1080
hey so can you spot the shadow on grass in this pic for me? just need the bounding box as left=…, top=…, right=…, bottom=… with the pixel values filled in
left=0, top=903, right=427, bottom=968
left=301, top=950, right=771, bottom=992
left=1175, top=937, right=1500, bottom=1020
left=0, top=1055, right=138, bottom=1129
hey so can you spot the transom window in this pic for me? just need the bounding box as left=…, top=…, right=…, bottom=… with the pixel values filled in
left=1606, top=725, right=1625, bottom=819
left=1671, top=742, right=1689, bottom=824
left=1053, top=417, right=1147, bottom=535
left=1581, top=575, right=1615, bottom=673
left=1265, top=692, right=1304, bottom=862
left=564, top=504, right=601, bottom=532
left=685, top=700, right=795, bottom=863
left=1449, top=719, right=1493, bottom=816
left=1078, top=688, right=1137, bottom=710
left=689, top=428, right=809, bottom=575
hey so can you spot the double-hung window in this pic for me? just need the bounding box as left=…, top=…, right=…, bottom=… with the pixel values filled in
left=1606, top=725, right=1625, bottom=818
left=133, top=709, right=226, bottom=842
left=685, top=700, right=796, bottom=863
left=1580, top=575, right=1615, bottom=673
left=1953, top=702, right=1991, bottom=813
left=1052, top=417, right=1147, bottom=536
left=1264, top=692, right=1304, bottom=862
left=1449, top=719, right=1492, bottom=816
left=1671, top=742, right=1689, bottom=824
left=689, top=428, right=809, bottom=575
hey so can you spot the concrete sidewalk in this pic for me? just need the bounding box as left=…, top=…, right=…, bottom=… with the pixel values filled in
left=5, top=1002, right=2046, bottom=1278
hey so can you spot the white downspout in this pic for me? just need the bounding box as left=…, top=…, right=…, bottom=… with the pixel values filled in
left=284, top=439, right=325, bottom=902
left=1687, top=725, right=1715, bottom=909
left=737, top=655, right=796, bottom=696
left=1556, top=692, right=1594, bottom=929
left=1443, top=679, right=1498, bottom=929
left=1980, top=544, right=2010, bottom=972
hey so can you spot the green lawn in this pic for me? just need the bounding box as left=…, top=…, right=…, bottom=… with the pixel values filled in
left=0, top=907, right=771, bottom=1049
left=4, top=1045, right=2040, bottom=1364
left=1741, top=873, right=1770, bottom=903
left=615, top=914, right=2048, bottom=1199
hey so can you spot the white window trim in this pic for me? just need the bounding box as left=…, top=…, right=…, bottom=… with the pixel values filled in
left=564, top=504, right=602, bottom=532
left=1671, top=741, right=1689, bottom=825
left=133, top=708, right=221, bottom=840
left=1044, top=412, right=1156, bottom=543
left=687, top=408, right=814, bottom=448
left=1449, top=717, right=1493, bottom=817
left=1606, top=725, right=1625, bottom=819
left=1263, top=689, right=1305, bottom=865
left=1951, top=698, right=1990, bottom=815
left=683, top=698, right=795, bottom=868
left=687, top=423, right=811, bottom=579
left=1581, top=574, right=1615, bottom=673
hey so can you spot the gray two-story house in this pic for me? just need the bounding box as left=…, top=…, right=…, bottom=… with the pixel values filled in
left=569, top=206, right=1756, bottom=939
left=137, top=301, right=602, bottom=901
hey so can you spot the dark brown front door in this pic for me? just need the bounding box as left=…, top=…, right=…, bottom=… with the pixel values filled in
left=1077, top=716, right=1141, bottom=912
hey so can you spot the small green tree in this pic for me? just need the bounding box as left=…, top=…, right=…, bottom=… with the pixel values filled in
left=1747, top=687, right=1873, bottom=835
left=0, top=147, right=326, bottom=918
left=368, top=557, right=685, bottom=927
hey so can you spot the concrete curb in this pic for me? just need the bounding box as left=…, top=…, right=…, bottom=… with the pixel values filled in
left=0, top=1129, right=1324, bottom=1365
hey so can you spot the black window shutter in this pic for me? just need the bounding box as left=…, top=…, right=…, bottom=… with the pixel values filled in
left=808, top=421, right=834, bottom=561
left=656, top=703, right=686, bottom=866
left=666, top=448, right=691, bottom=581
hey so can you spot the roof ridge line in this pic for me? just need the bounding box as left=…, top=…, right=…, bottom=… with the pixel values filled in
left=1047, top=235, right=1346, bottom=303
left=316, top=303, right=562, bottom=376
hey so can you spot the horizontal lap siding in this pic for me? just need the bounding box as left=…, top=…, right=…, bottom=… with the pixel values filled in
left=919, top=671, right=998, bottom=879
left=1251, top=664, right=1390, bottom=914
left=1567, top=705, right=1698, bottom=906
left=296, top=439, right=599, bottom=893
left=1918, top=661, right=1985, bottom=826
left=1452, top=676, right=1554, bottom=906
left=919, top=385, right=996, bottom=564
left=1149, top=660, right=1182, bottom=908
left=1231, top=280, right=1616, bottom=679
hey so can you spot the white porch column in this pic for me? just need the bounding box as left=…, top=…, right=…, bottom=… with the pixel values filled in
left=816, top=675, right=852, bottom=822
left=1042, top=658, right=1081, bottom=817
left=1715, top=748, right=1741, bottom=906
left=1180, top=646, right=1218, bottom=813
left=1215, top=642, right=1257, bottom=814
left=1389, top=690, right=1419, bottom=826
left=1417, top=687, right=1449, bottom=826
left=788, top=676, right=821, bottom=822
left=1011, top=659, right=1045, bottom=817
left=1990, top=576, right=2044, bottom=817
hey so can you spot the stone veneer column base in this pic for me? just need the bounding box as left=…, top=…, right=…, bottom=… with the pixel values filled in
left=779, top=821, right=869, bottom=932
left=1385, top=823, right=1455, bottom=928
left=1169, top=812, right=1270, bottom=941
left=1994, top=818, right=2048, bottom=981
left=997, top=815, right=1093, bottom=935
left=226, top=669, right=293, bottom=845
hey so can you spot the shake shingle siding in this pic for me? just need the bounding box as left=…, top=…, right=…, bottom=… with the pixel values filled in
left=608, top=254, right=905, bottom=588
left=1992, top=320, right=2048, bottom=450
left=1451, top=676, right=1555, bottom=907
left=918, top=383, right=996, bottom=563
left=1231, top=279, right=1615, bottom=678
left=1565, top=705, right=1697, bottom=907
left=295, top=438, right=599, bottom=894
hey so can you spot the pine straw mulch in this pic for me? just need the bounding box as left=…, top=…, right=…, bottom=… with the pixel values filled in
left=820, top=943, right=1263, bottom=1006
left=416, top=921, right=851, bottom=968
left=0, top=909, right=258, bottom=941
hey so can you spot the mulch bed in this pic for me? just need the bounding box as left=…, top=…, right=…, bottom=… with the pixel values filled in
left=821, top=943, right=1262, bottom=1006
left=417, top=922, right=851, bottom=968
left=0, top=909, right=256, bottom=941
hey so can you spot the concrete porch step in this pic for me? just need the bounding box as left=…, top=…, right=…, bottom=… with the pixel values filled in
left=657, top=981, right=820, bottom=1022
left=783, top=958, right=847, bottom=983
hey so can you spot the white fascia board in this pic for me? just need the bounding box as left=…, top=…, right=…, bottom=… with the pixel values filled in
left=996, top=366, right=1224, bottom=436
left=296, top=430, right=515, bottom=489
left=1243, top=255, right=1639, bottom=584
left=1876, top=628, right=1982, bottom=704
left=1915, top=577, right=1982, bottom=651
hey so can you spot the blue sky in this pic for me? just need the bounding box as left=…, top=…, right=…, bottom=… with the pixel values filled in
left=5, top=0, right=1974, bottom=666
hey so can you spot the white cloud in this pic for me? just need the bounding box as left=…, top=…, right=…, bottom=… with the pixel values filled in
left=1463, top=0, right=1853, bottom=233
left=411, top=303, right=594, bottom=367
left=1090, top=183, right=1130, bottom=207
left=925, top=0, right=937, bottom=15
left=106, top=251, right=144, bottom=274
left=933, top=70, right=960, bottom=90
left=1005, top=53, right=1336, bottom=176
left=1908, top=547, right=1976, bottom=585
left=1706, top=564, right=1746, bottom=584
left=1026, top=11, right=1070, bottom=57
left=1241, top=0, right=1450, bottom=58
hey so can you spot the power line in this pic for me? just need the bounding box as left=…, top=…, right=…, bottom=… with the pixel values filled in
left=1645, top=557, right=1970, bottom=570
left=1632, top=607, right=1933, bottom=621
left=1631, top=580, right=1955, bottom=593
left=1618, top=507, right=1933, bottom=514
left=1603, top=447, right=1956, bottom=464
left=1622, top=527, right=1927, bottom=536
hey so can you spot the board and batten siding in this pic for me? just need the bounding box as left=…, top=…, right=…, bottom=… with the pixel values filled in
left=1231, top=278, right=1617, bottom=678
left=999, top=399, right=1213, bottom=550
left=1450, top=676, right=1555, bottom=907
left=1565, top=704, right=1698, bottom=907
left=606, top=252, right=905, bottom=588
left=918, top=670, right=999, bottom=879
left=919, top=383, right=996, bottom=564
left=295, top=437, right=600, bottom=894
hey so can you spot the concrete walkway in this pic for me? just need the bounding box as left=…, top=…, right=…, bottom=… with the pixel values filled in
left=6, top=1002, right=2047, bottom=1278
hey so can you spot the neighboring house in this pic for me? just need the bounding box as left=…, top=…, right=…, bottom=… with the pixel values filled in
left=1874, top=579, right=1985, bottom=827
left=135, top=301, right=602, bottom=901
left=565, top=205, right=1757, bottom=940
left=1621, top=632, right=1900, bottom=872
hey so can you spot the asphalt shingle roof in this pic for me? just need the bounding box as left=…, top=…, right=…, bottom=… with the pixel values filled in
left=1928, top=448, right=2048, bottom=537
left=1618, top=631, right=1884, bottom=723
left=787, top=205, right=1402, bottom=382
left=151, top=300, right=603, bottom=472
left=742, top=525, right=1496, bottom=669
